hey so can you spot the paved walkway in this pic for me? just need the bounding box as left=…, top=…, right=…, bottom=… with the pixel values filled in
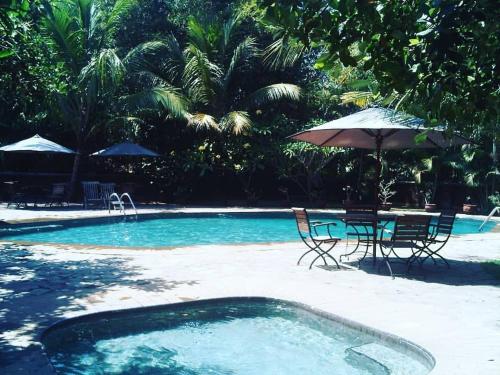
left=0, top=207, right=499, bottom=374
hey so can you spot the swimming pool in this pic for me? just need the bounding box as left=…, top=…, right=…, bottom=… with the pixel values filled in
left=42, top=298, right=434, bottom=374
left=0, top=212, right=494, bottom=248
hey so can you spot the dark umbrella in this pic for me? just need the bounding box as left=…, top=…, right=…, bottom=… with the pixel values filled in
left=90, top=142, right=159, bottom=157
left=0, top=134, right=75, bottom=154
left=289, top=107, right=471, bottom=204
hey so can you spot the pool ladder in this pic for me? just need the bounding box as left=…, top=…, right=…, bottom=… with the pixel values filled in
left=108, top=193, right=138, bottom=218
left=478, top=206, right=499, bottom=231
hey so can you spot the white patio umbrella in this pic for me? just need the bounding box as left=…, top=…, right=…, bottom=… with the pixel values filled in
left=90, top=142, right=159, bottom=157
left=289, top=107, right=471, bottom=204
left=0, top=134, right=75, bottom=154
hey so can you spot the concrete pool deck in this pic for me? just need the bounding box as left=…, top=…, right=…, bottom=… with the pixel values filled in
left=0, top=205, right=499, bottom=374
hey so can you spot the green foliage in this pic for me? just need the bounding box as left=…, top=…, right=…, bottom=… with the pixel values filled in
left=126, top=12, right=301, bottom=134
left=1, top=0, right=497, bottom=208
left=260, top=0, right=500, bottom=132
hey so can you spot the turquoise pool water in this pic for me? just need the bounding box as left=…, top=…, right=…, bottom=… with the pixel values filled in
left=42, top=298, right=433, bottom=375
left=0, top=213, right=494, bottom=248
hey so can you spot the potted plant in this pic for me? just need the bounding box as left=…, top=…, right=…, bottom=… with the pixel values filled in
left=378, top=179, right=396, bottom=211
left=342, top=185, right=354, bottom=206
left=422, top=184, right=437, bottom=212
left=463, top=196, right=477, bottom=214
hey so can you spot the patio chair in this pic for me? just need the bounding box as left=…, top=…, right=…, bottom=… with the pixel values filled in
left=340, top=206, right=378, bottom=263
left=292, top=208, right=341, bottom=269
left=419, top=211, right=456, bottom=268
left=378, top=215, right=431, bottom=278
left=82, top=181, right=104, bottom=209
left=45, top=183, right=69, bottom=207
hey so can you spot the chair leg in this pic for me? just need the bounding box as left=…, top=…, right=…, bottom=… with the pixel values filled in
left=378, top=245, right=395, bottom=279
left=309, top=253, right=327, bottom=269
left=297, top=249, right=314, bottom=265
left=309, top=241, right=340, bottom=270
left=421, top=251, right=450, bottom=268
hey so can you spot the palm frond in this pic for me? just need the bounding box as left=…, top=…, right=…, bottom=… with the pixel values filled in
left=80, top=49, right=125, bottom=93
left=124, top=40, right=169, bottom=72
left=340, top=91, right=375, bottom=108
left=124, top=37, right=185, bottom=83
left=186, top=17, right=209, bottom=54
left=104, top=0, right=137, bottom=40
left=77, top=0, right=93, bottom=33
left=221, top=16, right=239, bottom=55
left=224, top=37, right=258, bottom=90
left=183, top=46, right=222, bottom=104
left=220, top=111, right=252, bottom=135
left=121, top=86, right=188, bottom=119
left=42, top=2, right=84, bottom=72
left=263, top=37, right=304, bottom=70
left=248, top=83, right=301, bottom=108
left=187, top=113, right=220, bottom=131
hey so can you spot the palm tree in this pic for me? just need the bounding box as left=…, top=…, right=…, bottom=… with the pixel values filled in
left=123, top=15, right=301, bottom=135
left=42, top=0, right=186, bottom=197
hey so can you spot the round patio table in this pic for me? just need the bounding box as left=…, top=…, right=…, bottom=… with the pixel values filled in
left=335, top=213, right=399, bottom=265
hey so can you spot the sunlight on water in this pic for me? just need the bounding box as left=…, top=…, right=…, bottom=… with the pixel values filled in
left=43, top=301, right=431, bottom=375
left=0, top=213, right=494, bottom=248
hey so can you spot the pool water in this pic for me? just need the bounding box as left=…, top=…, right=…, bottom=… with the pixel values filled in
left=0, top=213, right=493, bottom=248
left=42, top=299, right=433, bottom=375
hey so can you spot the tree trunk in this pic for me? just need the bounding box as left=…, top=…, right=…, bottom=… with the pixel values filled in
left=68, top=149, right=82, bottom=202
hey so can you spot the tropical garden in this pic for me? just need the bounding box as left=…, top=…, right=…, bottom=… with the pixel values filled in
left=0, top=0, right=498, bottom=211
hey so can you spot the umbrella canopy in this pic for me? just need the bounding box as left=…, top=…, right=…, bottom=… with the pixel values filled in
left=91, top=142, right=159, bottom=157
left=0, top=134, right=75, bottom=154
left=290, top=107, right=470, bottom=149
left=289, top=107, right=471, bottom=206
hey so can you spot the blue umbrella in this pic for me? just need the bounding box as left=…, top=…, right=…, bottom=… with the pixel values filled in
left=0, top=134, right=75, bottom=154
left=91, top=142, right=159, bottom=157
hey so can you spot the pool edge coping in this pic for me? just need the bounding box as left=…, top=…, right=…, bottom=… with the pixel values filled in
left=0, top=210, right=496, bottom=251
left=39, top=296, right=436, bottom=374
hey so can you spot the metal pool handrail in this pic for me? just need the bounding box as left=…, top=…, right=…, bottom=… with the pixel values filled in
left=479, top=206, right=499, bottom=231
left=108, top=192, right=138, bottom=218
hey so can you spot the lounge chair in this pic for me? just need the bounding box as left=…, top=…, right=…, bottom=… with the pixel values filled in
left=82, top=181, right=104, bottom=209
left=45, top=183, right=69, bottom=207
left=378, top=215, right=431, bottom=278
left=419, top=211, right=456, bottom=268
left=292, top=208, right=341, bottom=269
left=100, top=183, right=116, bottom=208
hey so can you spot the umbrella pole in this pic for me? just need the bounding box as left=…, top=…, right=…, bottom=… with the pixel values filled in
left=375, top=135, right=383, bottom=210
left=372, top=135, right=383, bottom=266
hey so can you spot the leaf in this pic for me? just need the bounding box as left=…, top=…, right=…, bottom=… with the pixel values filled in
left=187, top=113, right=219, bottom=131
left=340, top=91, right=373, bottom=108
left=104, top=0, right=138, bottom=39
left=262, top=37, right=305, bottom=70
left=183, top=46, right=223, bottom=104
left=220, top=111, right=252, bottom=135
left=122, top=86, right=188, bottom=119
left=414, top=132, right=428, bottom=144
left=0, top=49, right=14, bottom=58
left=248, top=83, right=301, bottom=108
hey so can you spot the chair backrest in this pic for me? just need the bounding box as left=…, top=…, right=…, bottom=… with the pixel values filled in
left=344, top=205, right=377, bottom=229
left=436, top=211, right=456, bottom=235
left=345, top=205, right=377, bottom=216
left=393, top=215, right=431, bottom=242
left=100, top=183, right=116, bottom=200
left=52, top=183, right=66, bottom=196
left=292, top=208, right=311, bottom=235
left=81, top=181, right=101, bottom=200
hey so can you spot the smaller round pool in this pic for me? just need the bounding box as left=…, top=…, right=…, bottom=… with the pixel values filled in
left=42, top=298, right=434, bottom=374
